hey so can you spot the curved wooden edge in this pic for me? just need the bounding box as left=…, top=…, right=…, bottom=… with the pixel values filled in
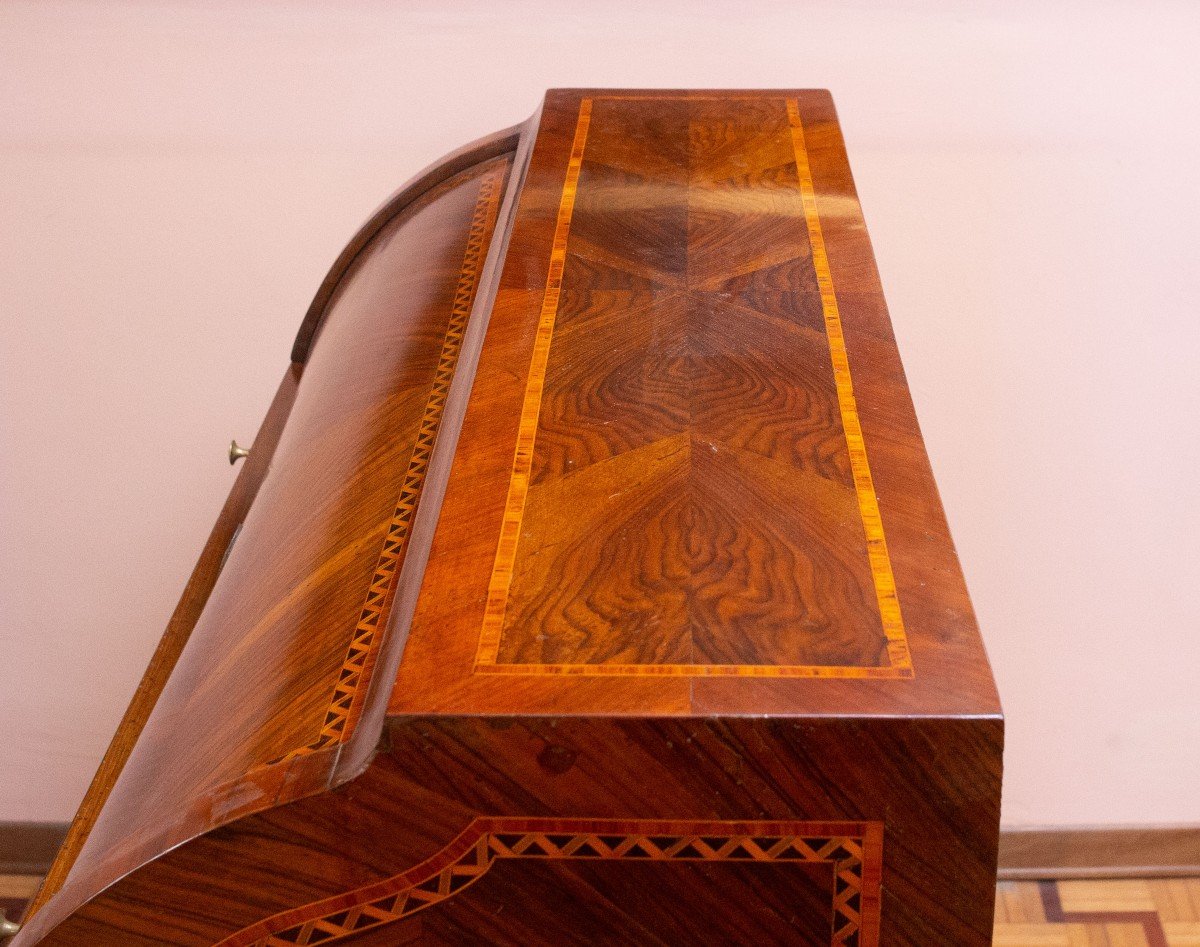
left=290, top=124, right=523, bottom=364
left=23, top=363, right=303, bottom=924
left=215, top=817, right=882, bottom=947
left=329, top=113, right=542, bottom=786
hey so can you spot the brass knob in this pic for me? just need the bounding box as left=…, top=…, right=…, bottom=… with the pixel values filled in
left=0, top=909, right=20, bottom=936
left=228, top=440, right=251, bottom=465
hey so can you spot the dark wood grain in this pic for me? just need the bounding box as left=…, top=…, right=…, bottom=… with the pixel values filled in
left=393, top=90, right=995, bottom=718
left=13, top=823, right=1197, bottom=884
left=19, top=877, right=1200, bottom=946
left=16, top=90, right=1001, bottom=947
left=490, top=95, right=878, bottom=671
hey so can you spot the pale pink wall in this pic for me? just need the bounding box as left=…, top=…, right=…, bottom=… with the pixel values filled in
left=2, top=0, right=1198, bottom=828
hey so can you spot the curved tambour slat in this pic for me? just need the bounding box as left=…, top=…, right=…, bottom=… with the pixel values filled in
left=16, top=127, right=524, bottom=946
left=291, top=125, right=522, bottom=363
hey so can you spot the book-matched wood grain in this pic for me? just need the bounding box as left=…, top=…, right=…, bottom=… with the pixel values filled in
left=17, top=91, right=1002, bottom=946
left=474, top=96, right=902, bottom=677
left=393, top=90, right=996, bottom=718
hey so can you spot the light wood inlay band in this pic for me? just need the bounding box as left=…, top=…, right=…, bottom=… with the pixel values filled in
left=476, top=99, right=594, bottom=668
left=786, top=99, right=912, bottom=674
left=218, top=816, right=882, bottom=947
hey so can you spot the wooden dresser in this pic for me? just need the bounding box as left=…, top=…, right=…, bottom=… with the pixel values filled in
left=13, top=89, right=1002, bottom=946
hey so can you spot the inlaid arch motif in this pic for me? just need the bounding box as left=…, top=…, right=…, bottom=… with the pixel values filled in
left=217, top=817, right=883, bottom=946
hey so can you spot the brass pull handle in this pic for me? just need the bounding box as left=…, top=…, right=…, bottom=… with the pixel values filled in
left=0, top=908, right=20, bottom=936
left=228, top=440, right=251, bottom=465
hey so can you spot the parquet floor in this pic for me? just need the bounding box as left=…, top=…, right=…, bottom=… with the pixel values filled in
left=994, top=879, right=1200, bottom=946
left=3, top=874, right=1199, bottom=944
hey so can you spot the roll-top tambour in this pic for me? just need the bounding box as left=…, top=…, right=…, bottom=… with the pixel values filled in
left=16, top=91, right=1002, bottom=947
left=19, top=140, right=515, bottom=944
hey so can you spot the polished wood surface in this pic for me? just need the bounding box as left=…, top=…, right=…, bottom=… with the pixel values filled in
left=14, top=821, right=1198, bottom=882
left=16, top=90, right=1001, bottom=946
left=394, top=90, right=995, bottom=719
left=21, top=363, right=302, bottom=926
left=477, top=96, right=898, bottom=674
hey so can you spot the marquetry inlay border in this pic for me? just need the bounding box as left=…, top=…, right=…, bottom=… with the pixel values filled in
left=785, top=100, right=910, bottom=675
left=268, top=163, right=506, bottom=766
left=474, top=99, right=593, bottom=674
left=217, top=817, right=883, bottom=947
left=474, top=94, right=913, bottom=679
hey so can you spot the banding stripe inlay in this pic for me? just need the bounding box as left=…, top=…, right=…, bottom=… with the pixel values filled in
left=217, top=817, right=883, bottom=947
left=268, top=163, right=507, bottom=766
left=786, top=99, right=911, bottom=675
left=475, top=99, right=594, bottom=668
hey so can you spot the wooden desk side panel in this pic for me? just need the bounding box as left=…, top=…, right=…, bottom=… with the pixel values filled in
left=15, top=151, right=518, bottom=946
left=25, top=716, right=1001, bottom=946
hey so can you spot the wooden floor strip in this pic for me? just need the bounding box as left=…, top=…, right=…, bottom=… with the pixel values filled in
left=5, top=875, right=1200, bottom=943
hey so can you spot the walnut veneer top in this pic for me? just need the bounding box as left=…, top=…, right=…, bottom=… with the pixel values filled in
left=389, top=90, right=998, bottom=718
